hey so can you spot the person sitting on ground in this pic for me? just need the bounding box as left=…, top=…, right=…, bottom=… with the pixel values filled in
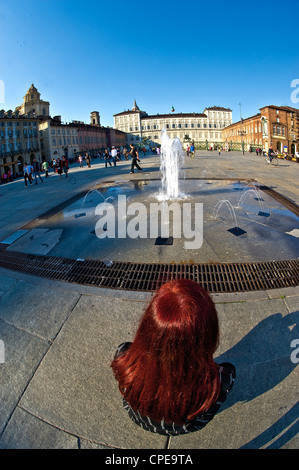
left=111, top=279, right=236, bottom=436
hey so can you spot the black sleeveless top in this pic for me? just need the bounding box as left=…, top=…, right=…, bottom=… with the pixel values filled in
left=131, top=147, right=138, bottom=159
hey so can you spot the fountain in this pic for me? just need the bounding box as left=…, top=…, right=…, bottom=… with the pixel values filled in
left=158, top=129, right=185, bottom=200
left=212, top=199, right=247, bottom=236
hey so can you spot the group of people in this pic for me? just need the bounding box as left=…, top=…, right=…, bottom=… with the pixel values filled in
left=51, top=156, right=70, bottom=178
left=23, top=156, right=68, bottom=187
left=100, top=144, right=143, bottom=173
left=186, top=143, right=195, bottom=158
left=78, top=153, right=92, bottom=168
left=23, top=159, right=46, bottom=187
left=20, top=144, right=144, bottom=187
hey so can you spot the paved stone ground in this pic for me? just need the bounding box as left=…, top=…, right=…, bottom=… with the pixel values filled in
left=0, top=151, right=298, bottom=449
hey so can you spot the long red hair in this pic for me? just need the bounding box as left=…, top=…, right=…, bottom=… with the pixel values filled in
left=111, top=279, right=220, bottom=425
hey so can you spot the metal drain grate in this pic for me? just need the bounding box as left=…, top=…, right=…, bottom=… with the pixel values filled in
left=0, top=248, right=298, bottom=293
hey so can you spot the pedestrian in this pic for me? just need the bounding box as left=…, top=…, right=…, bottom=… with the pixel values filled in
left=62, top=156, right=69, bottom=177
left=23, top=163, right=33, bottom=187
left=32, top=159, right=43, bottom=184
left=186, top=145, right=190, bottom=157
left=104, top=149, right=112, bottom=167
left=190, top=143, right=195, bottom=158
left=78, top=154, right=83, bottom=168
left=85, top=153, right=91, bottom=168
left=56, top=158, right=63, bottom=178
left=111, top=146, right=117, bottom=166
left=128, top=143, right=142, bottom=174
left=111, top=279, right=236, bottom=436
left=27, top=162, right=34, bottom=181
left=123, top=147, right=128, bottom=160
left=42, top=160, right=50, bottom=178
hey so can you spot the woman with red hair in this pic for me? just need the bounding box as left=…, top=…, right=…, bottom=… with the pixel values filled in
left=111, top=279, right=235, bottom=435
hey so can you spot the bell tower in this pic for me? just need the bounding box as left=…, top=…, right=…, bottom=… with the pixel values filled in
left=90, top=111, right=100, bottom=126
left=16, top=84, right=50, bottom=117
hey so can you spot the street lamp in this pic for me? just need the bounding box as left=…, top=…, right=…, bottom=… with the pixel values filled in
left=239, top=103, right=245, bottom=155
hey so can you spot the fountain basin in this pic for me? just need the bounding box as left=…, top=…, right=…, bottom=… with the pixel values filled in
left=5, top=179, right=299, bottom=265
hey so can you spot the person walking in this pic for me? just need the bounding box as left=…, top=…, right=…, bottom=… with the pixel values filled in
left=190, top=143, right=195, bottom=158
left=56, top=157, right=63, bottom=179
left=123, top=147, right=128, bottom=160
left=32, top=159, right=43, bottom=184
left=104, top=149, right=112, bottom=167
left=111, top=279, right=236, bottom=436
left=85, top=153, right=91, bottom=168
left=23, top=163, right=33, bottom=187
left=78, top=154, right=83, bottom=168
left=128, top=143, right=142, bottom=174
left=42, top=160, right=50, bottom=178
left=27, top=162, right=34, bottom=182
left=111, top=146, right=117, bottom=167
left=62, top=156, right=69, bottom=178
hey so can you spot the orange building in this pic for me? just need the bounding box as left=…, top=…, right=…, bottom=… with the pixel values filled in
left=222, top=105, right=299, bottom=154
left=222, top=113, right=262, bottom=152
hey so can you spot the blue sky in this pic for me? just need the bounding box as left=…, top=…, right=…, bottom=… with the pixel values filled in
left=1, top=0, right=298, bottom=127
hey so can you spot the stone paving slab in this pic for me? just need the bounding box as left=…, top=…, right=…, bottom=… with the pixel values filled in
left=0, top=279, right=81, bottom=341
left=0, top=407, right=79, bottom=449
left=17, top=294, right=167, bottom=449
left=0, top=318, right=49, bottom=435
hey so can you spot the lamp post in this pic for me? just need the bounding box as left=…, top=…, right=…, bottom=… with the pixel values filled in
left=239, top=103, right=245, bottom=155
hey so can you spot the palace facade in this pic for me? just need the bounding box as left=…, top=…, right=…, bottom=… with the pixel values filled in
left=113, top=101, right=232, bottom=147
left=0, top=109, right=41, bottom=177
